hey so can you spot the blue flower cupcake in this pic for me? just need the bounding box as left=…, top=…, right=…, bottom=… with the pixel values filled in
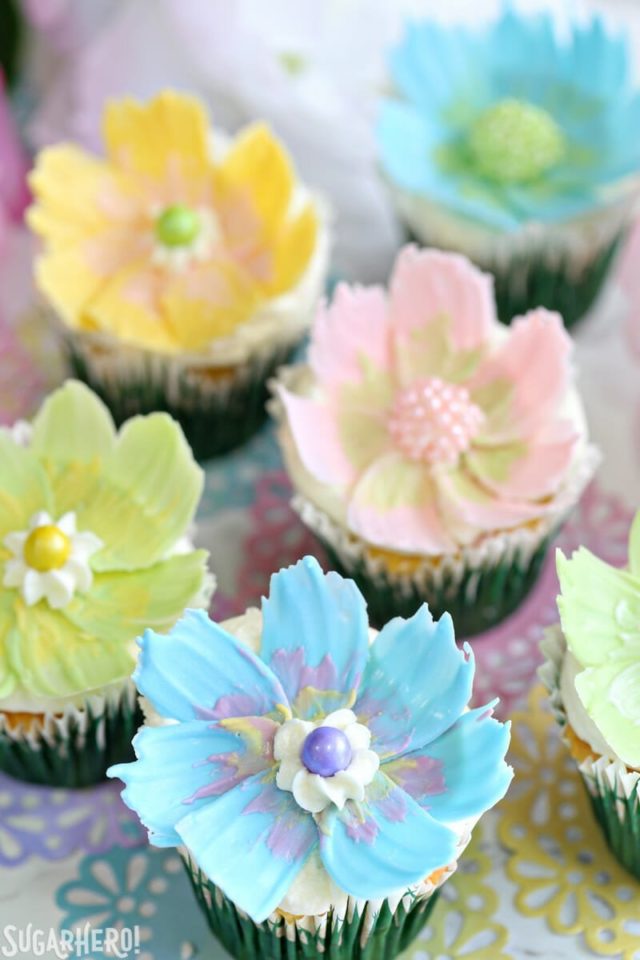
left=378, top=9, right=640, bottom=327
left=110, top=556, right=512, bottom=960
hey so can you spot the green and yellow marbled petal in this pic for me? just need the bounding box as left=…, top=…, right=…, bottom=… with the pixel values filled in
left=30, top=380, right=116, bottom=465
left=0, top=435, right=53, bottom=540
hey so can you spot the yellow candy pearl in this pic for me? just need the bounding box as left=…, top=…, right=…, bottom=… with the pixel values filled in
left=23, top=525, right=72, bottom=572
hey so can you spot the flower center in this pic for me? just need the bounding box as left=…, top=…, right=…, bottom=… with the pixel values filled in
left=388, top=377, right=484, bottom=465
left=468, top=97, right=566, bottom=183
left=23, top=525, right=71, bottom=572
left=154, top=204, right=201, bottom=248
left=301, top=726, right=353, bottom=777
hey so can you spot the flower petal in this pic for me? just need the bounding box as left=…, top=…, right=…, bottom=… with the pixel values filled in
left=383, top=703, right=512, bottom=822
left=279, top=389, right=358, bottom=488
left=471, top=309, right=573, bottom=443
left=347, top=452, right=456, bottom=555
left=63, top=550, right=210, bottom=643
left=308, top=284, right=390, bottom=390
left=574, top=659, right=640, bottom=769
left=0, top=589, right=17, bottom=699
left=260, top=557, right=369, bottom=720
left=355, top=605, right=474, bottom=759
left=110, top=718, right=278, bottom=847
left=73, top=412, right=203, bottom=572
left=176, top=772, right=317, bottom=923
left=136, top=609, right=289, bottom=723
left=30, top=381, right=116, bottom=464
left=434, top=464, right=544, bottom=541
left=0, top=434, right=53, bottom=540
left=319, top=772, right=457, bottom=899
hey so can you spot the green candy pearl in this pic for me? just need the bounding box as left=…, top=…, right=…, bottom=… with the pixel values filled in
left=468, top=98, right=566, bottom=184
left=155, top=204, right=201, bottom=248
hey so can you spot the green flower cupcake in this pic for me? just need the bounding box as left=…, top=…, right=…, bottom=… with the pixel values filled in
left=541, top=514, right=640, bottom=879
left=0, top=380, right=212, bottom=787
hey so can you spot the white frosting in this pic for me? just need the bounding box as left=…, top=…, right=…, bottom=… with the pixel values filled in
left=560, top=650, right=624, bottom=763
left=3, top=510, right=102, bottom=609
left=274, top=709, right=379, bottom=813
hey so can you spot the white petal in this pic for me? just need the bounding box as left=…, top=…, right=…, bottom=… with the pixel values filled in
left=57, top=512, right=77, bottom=536
left=43, top=570, right=76, bottom=610
left=322, top=709, right=357, bottom=730
left=321, top=770, right=365, bottom=809
left=3, top=531, right=27, bottom=556
left=29, top=511, right=52, bottom=530
left=276, top=758, right=304, bottom=792
left=345, top=722, right=371, bottom=752
left=64, top=558, right=93, bottom=593
left=22, top=569, right=46, bottom=606
left=273, top=719, right=313, bottom=762
left=3, top=558, right=26, bottom=588
left=71, top=530, right=104, bottom=559
left=292, top=769, right=331, bottom=814
left=347, top=749, right=380, bottom=788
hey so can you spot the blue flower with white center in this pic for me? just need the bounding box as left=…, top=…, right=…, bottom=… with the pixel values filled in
left=109, top=556, right=512, bottom=923
left=378, top=8, right=640, bottom=232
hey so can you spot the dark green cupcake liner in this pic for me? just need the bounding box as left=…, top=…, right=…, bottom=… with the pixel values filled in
left=406, top=226, right=626, bottom=329
left=583, top=772, right=640, bottom=880
left=0, top=685, right=141, bottom=788
left=183, top=855, right=440, bottom=960
left=65, top=337, right=299, bottom=462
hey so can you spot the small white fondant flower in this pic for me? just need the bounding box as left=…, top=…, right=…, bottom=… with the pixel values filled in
left=274, top=707, right=380, bottom=814
left=3, top=511, right=104, bottom=609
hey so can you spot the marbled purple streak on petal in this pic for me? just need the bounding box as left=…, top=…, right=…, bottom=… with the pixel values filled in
left=184, top=717, right=278, bottom=805
left=270, top=647, right=361, bottom=718
left=377, top=787, right=409, bottom=824
left=243, top=779, right=316, bottom=861
left=382, top=754, right=446, bottom=805
left=195, top=689, right=281, bottom=722
left=344, top=810, right=380, bottom=845
left=355, top=688, right=413, bottom=757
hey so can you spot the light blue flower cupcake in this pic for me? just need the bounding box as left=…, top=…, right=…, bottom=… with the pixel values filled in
left=378, top=8, right=640, bottom=327
left=109, top=556, right=512, bottom=960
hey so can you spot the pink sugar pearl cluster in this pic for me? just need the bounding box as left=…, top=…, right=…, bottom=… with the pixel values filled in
left=388, top=376, right=485, bottom=465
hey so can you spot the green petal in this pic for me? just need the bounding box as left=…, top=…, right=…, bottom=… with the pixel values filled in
left=78, top=413, right=204, bottom=572
left=0, top=434, right=53, bottom=539
left=557, top=548, right=640, bottom=667
left=30, top=380, right=116, bottom=464
left=0, top=590, right=17, bottom=699
left=64, top=549, right=210, bottom=643
left=575, top=660, right=640, bottom=768
left=628, top=510, right=640, bottom=576
left=8, top=599, right=135, bottom=699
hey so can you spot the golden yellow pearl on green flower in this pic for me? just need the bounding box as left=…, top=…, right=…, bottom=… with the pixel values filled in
left=469, top=97, right=566, bottom=183
left=23, top=525, right=72, bottom=572
left=154, top=204, right=201, bottom=248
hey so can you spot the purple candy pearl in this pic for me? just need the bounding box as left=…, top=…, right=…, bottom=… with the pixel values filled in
left=301, top=726, right=353, bottom=777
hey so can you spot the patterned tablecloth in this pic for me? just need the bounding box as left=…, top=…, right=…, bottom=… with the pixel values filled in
left=1, top=239, right=640, bottom=959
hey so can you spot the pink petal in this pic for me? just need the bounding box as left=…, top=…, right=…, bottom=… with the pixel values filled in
left=465, top=420, right=578, bottom=500
left=434, top=464, right=545, bottom=543
left=279, top=387, right=357, bottom=488
left=388, top=245, right=496, bottom=363
left=308, top=283, right=390, bottom=390
left=347, top=452, right=456, bottom=555
left=472, top=308, right=573, bottom=442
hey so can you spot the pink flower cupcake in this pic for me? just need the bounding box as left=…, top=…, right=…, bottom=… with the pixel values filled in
left=272, top=246, right=598, bottom=636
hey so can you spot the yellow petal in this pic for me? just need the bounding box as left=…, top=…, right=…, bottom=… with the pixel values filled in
left=35, top=247, right=106, bottom=330
left=104, top=90, right=211, bottom=183
left=216, top=123, right=295, bottom=241
left=267, top=201, right=318, bottom=295
left=86, top=261, right=178, bottom=352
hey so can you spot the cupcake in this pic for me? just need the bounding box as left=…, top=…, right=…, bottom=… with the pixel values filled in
left=377, top=8, right=640, bottom=328
left=109, top=556, right=512, bottom=960
left=272, top=245, right=598, bottom=636
left=27, top=90, right=329, bottom=460
left=0, top=380, right=212, bottom=787
left=541, top=519, right=640, bottom=879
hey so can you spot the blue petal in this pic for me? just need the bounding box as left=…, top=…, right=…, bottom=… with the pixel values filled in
left=176, top=772, right=317, bottom=922
left=355, top=606, right=474, bottom=759
left=320, top=772, right=457, bottom=899
left=260, top=557, right=369, bottom=719
left=383, top=702, right=513, bottom=822
left=135, top=609, right=289, bottom=721
left=109, top=717, right=278, bottom=847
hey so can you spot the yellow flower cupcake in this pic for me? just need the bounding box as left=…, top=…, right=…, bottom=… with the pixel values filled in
left=0, top=381, right=213, bottom=786
left=28, top=91, right=329, bottom=460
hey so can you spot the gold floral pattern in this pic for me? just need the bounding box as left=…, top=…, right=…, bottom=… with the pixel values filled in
left=499, top=685, right=640, bottom=959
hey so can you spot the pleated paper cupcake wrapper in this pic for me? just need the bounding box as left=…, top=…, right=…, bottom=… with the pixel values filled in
left=0, top=681, right=141, bottom=788
left=291, top=440, right=597, bottom=636
left=182, top=852, right=442, bottom=960
left=392, top=182, right=636, bottom=328
left=540, top=628, right=640, bottom=880
left=63, top=329, right=301, bottom=462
